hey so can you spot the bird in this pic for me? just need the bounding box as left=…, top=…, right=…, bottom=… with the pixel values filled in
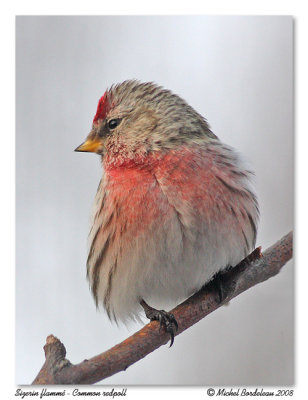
left=75, top=80, right=259, bottom=346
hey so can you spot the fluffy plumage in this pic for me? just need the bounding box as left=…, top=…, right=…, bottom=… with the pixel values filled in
left=76, top=80, right=259, bottom=323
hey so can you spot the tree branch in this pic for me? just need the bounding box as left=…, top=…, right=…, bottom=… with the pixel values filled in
left=33, top=231, right=293, bottom=385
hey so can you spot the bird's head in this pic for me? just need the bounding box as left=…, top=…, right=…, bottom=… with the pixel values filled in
left=75, top=80, right=216, bottom=167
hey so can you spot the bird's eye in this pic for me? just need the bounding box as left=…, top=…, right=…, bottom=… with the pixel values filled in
left=108, top=119, right=120, bottom=130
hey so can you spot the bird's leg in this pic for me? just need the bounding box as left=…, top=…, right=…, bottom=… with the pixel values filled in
left=211, top=266, right=235, bottom=303
left=140, top=299, right=178, bottom=347
left=211, top=248, right=263, bottom=303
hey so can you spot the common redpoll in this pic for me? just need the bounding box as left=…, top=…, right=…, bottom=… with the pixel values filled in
left=75, top=80, right=259, bottom=345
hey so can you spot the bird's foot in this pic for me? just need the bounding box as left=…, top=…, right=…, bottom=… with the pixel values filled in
left=140, top=300, right=178, bottom=347
left=212, top=267, right=235, bottom=303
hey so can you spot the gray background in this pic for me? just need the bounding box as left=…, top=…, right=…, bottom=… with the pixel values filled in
left=16, top=16, right=293, bottom=385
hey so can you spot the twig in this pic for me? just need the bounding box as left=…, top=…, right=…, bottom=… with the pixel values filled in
left=33, top=231, right=293, bottom=385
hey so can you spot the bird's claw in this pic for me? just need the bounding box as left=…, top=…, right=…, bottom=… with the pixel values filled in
left=150, top=310, right=178, bottom=347
left=140, top=300, right=179, bottom=346
left=212, top=267, right=236, bottom=303
left=156, top=310, right=178, bottom=347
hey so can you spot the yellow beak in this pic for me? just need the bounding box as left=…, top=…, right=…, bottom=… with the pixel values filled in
left=74, top=138, right=101, bottom=153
